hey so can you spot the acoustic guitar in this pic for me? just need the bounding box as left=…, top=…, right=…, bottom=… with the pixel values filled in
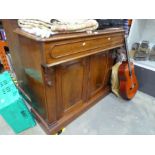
left=118, top=35, right=138, bottom=100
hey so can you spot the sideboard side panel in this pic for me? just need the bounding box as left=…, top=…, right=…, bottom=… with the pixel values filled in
left=17, top=36, right=48, bottom=120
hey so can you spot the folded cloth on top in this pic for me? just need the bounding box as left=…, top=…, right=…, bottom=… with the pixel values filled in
left=18, top=19, right=99, bottom=38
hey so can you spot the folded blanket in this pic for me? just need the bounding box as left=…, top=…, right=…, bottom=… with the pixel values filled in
left=18, top=19, right=99, bottom=38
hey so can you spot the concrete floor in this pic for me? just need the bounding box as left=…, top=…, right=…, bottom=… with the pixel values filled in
left=1, top=91, right=155, bottom=135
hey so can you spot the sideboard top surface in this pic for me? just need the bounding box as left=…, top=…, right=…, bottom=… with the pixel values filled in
left=14, top=28, right=124, bottom=42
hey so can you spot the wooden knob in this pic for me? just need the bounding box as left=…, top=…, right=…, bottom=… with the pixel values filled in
left=82, top=42, right=86, bottom=46
left=108, top=37, right=111, bottom=40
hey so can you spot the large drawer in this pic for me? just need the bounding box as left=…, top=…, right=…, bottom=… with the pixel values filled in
left=44, top=32, right=124, bottom=66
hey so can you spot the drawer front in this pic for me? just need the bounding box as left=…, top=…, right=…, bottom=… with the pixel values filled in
left=45, top=32, right=124, bottom=65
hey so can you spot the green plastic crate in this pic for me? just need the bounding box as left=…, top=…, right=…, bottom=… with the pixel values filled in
left=0, top=71, right=18, bottom=100
left=0, top=71, right=14, bottom=85
left=0, top=71, right=36, bottom=134
left=0, top=71, right=19, bottom=112
left=1, top=97, right=36, bottom=134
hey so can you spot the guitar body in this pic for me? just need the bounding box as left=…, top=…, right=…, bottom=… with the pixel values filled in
left=119, top=61, right=138, bottom=100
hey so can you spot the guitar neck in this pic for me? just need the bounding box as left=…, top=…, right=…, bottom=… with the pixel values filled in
left=124, top=35, right=132, bottom=76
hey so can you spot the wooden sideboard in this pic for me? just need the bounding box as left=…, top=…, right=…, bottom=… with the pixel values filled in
left=3, top=20, right=124, bottom=134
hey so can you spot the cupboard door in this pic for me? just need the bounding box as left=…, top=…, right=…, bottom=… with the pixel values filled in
left=88, top=52, right=108, bottom=99
left=56, top=58, right=88, bottom=117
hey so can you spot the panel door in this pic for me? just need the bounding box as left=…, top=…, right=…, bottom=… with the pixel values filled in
left=88, top=51, right=109, bottom=99
left=56, top=58, right=89, bottom=117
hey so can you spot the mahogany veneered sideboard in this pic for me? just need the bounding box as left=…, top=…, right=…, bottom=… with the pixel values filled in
left=3, top=20, right=124, bottom=134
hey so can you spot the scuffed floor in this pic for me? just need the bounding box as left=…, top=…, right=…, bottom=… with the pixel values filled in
left=1, top=91, right=155, bottom=135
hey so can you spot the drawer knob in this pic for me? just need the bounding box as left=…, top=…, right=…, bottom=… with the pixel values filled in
left=108, top=37, right=111, bottom=40
left=82, top=42, right=86, bottom=46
